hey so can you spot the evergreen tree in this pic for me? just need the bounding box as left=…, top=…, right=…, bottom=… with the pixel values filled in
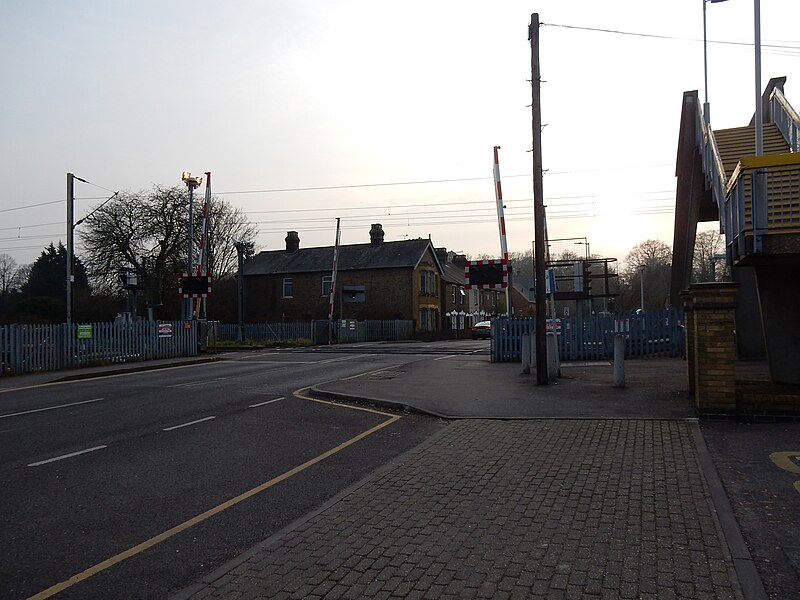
left=22, top=242, right=89, bottom=298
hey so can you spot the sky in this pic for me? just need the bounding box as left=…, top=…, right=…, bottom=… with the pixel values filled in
left=2, top=0, right=799, bottom=272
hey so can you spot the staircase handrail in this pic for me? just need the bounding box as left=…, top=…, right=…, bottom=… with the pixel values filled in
left=770, top=87, right=800, bottom=152
left=695, top=104, right=727, bottom=215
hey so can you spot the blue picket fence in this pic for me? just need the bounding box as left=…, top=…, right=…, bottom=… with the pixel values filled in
left=491, top=309, right=684, bottom=362
left=0, top=321, right=197, bottom=376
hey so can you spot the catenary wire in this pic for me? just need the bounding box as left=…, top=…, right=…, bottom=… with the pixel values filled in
left=542, top=22, right=800, bottom=55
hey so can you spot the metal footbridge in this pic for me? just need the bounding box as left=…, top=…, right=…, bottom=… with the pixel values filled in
left=671, top=76, right=800, bottom=384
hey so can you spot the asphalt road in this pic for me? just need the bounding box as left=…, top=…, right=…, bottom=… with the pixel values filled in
left=702, top=421, right=800, bottom=600
left=0, top=348, right=456, bottom=599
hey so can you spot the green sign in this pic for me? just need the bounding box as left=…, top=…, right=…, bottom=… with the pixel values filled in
left=76, top=324, right=93, bottom=339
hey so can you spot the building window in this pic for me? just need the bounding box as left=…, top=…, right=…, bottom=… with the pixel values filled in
left=420, top=270, right=437, bottom=295
left=459, top=287, right=465, bottom=305
left=419, top=307, right=438, bottom=332
left=473, top=289, right=478, bottom=305
left=451, top=285, right=456, bottom=304
left=322, top=275, right=332, bottom=297
left=282, top=277, right=294, bottom=298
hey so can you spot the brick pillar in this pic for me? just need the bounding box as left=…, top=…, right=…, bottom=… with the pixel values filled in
left=680, top=290, right=696, bottom=396
left=687, top=282, right=739, bottom=417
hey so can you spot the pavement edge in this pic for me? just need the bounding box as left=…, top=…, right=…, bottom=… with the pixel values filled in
left=308, top=385, right=451, bottom=419
left=690, top=420, right=769, bottom=600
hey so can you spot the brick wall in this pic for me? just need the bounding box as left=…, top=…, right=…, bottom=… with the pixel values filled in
left=685, top=282, right=738, bottom=417
left=244, top=264, right=448, bottom=329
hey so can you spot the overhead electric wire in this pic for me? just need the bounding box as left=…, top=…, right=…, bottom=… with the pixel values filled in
left=1, top=199, right=64, bottom=214
left=2, top=186, right=674, bottom=235
left=245, top=196, right=675, bottom=226
left=0, top=233, right=65, bottom=243
left=543, top=22, right=800, bottom=55
left=1, top=195, right=108, bottom=214
left=2, top=167, right=677, bottom=258
left=253, top=206, right=676, bottom=235
left=74, top=191, right=119, bottom=227
left=0, top=244, right=58, bottom=252
left=242, top=190, right=673, bottom=216
left=0, top=221, right=62, bottom=232
left=3, top=163, right=673, bottom=222
left=215, top=164, right=674, bottom=197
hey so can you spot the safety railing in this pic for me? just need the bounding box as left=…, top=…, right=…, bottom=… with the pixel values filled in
left=770, top=87, right=800, bottom=152
left=723, top=153, right=800, bottom=263
left=696, top=101, right=728, bottom=214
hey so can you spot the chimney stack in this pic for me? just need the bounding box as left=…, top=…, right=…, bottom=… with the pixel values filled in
left=285, top=231, right=300, bottom=253
left=369, top=223, right=384, bottom=246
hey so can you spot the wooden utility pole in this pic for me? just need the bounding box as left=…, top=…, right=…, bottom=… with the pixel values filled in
left=529, top=14, right=548, bottom=384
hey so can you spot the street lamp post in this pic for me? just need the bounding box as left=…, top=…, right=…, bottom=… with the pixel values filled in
left=181, top=171, right=203, bottom=321
left=703, top=0, right=729, bottom=125
left=233, top=239, right=253, bottom=342
left=67, top=173, right=74, bottom=327
left=754, top=0, right=763, bottom=156
left=639, top=265, right=646, bottom=312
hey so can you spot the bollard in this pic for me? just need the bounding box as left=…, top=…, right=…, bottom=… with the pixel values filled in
left=613, top=333, right=625, bottom=387
left=546, top=333, right=560, bottom=381
left=521, top=332, right=531, bottom=374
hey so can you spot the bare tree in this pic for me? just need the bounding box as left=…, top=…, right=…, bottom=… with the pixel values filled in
left=205, top=201, right=258, bottom=278
left=79, top=185, right=258, bottom=316
left=79, top=186, right=186, bottom=295
left=622, top=239, right=672, bottom=279
left=618, top=239, right=672, bottom=312
left=692, top=229, right=728, bottom=282
left=0, top=253, right=21, bottom=296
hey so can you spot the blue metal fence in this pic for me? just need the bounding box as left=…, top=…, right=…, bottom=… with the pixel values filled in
left=491, top=309, right=684, bottom=363
left=0, top=321, right=197, bottom=376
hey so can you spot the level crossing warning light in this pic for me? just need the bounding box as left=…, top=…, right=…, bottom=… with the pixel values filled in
left=178, top=273, right=213, bottom=298
left=465, top=259, right=508, bottom=289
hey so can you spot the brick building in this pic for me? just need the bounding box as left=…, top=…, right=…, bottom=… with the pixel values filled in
left=242, top=224, right=445, bottom=331
left=436, top=248, right=507, bottom=332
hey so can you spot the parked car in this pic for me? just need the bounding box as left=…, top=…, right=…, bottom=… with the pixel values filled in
left=471, top=321, right=492, bottom=340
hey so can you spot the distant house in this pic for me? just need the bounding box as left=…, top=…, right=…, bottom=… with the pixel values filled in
left=436, top=248, right=469, bottom=332
left=242, top=224, right=445, bottom=332
left=436, top=248, right=507, bottom=332
left=511, top=275, right=536, bottom=317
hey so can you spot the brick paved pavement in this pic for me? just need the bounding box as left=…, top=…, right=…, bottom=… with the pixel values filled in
left=175, top=419, right=744, bottom=600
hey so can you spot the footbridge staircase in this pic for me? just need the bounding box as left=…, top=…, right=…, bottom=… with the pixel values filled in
left=672, top=76, right=800, bottom=388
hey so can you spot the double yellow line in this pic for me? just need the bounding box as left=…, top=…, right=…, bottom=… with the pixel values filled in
left=29, top=388, right=399, bottom=599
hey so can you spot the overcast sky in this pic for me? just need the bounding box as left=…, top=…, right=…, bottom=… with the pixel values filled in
left=2, top=0, right=798, bottom=270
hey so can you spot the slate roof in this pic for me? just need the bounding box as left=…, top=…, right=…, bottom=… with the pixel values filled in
left=440, top=260, right=466, bottom=285
left=512, top=275, right=535, bottom=302
left=244, top=238, right=441, bottom=276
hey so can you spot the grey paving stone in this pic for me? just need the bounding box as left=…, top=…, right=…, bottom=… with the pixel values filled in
left=177, top=420, right=746, bottom=600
